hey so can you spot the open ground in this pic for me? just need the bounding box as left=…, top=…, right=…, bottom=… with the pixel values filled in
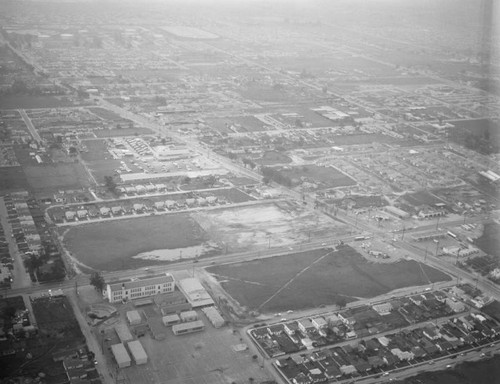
left=192, top=201, right=350, bottom=252
left=276, top=164, right=357, bottom=189
left=206, top=245, right=451, bottom=313
left=23, top=163, right=91, bottom=193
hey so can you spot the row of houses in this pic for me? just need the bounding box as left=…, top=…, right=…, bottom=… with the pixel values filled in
left=251, top=290, right=461, bottom=358
left=277, top=313, right=500, bottom=384
left=61, top=195, right=220, bottom=222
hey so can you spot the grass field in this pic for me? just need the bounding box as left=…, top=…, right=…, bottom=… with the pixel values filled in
left=277, top=164, right=356, bottom=189
left=63, top=214, right=209, bottom=271
left=23, top=163, right=90, bottom=193
left=397, top=355, right=500, bottom=384
left=207, top=245, right=451, bottom=312
left=256, top=150, right=292, bottom=165
left=81, top=139, right=111, bottom=161
left=86, top=159, right=121, bottom=183
left=87, top=107, right=124, bottom=120
left=94, top=127, right=152, bottom=137
left=0, top=166, right=29, bottom=192
left=0, top=95, right=74, bottom=109
left=474, top=222, right=500, bottom=257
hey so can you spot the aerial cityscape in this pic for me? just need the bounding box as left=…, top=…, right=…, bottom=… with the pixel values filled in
left=0, top=0, right=499, bottom=383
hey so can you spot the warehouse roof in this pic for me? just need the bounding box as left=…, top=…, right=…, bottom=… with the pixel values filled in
left=127, top=340, right=147, bottom=361
left=111, top=343, right=131, bottom=365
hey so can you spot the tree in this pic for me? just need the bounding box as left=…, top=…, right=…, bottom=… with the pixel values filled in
left=90, top=272, right=105, bottom=292
left=205, top=175, right=217, bottom=188
left=104, top=176, right=118, bottom=195
left=336, top=296, right=347, bottom=309
left=68, top=146, right=78, bottom=155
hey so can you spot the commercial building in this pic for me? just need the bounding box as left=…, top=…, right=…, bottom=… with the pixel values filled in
left=177, top=278, right=214, bottom=308
left=172, top=320, right=205, bottom=336
left=104, top=273, right=175, bottom=303
left=127, top=340, right=148, bottom=365
left=111, top=343, right=131, bottom=368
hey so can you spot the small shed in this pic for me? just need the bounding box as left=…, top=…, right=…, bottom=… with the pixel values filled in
left=162, top=314, right=181, bottom=326
left=126, top=310, right=142, bottom=326
left=180, top=310, right=198, bottom=323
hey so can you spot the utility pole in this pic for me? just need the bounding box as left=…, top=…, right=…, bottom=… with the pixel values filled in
left=435, top=216, right=440, bottom=230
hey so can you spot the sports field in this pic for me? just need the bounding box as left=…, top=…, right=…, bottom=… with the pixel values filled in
left=207, top=245, right=451, bottom=313
left=62, top=214, right=210, bottom=271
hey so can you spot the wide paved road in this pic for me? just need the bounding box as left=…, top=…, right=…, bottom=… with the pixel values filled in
left=18, top=109, right=42, bottom=143
left=0, top=197, right=32, bottom=289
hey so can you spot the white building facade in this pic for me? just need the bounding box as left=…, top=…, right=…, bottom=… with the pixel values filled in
left=105, top=273, right=175, bottom=303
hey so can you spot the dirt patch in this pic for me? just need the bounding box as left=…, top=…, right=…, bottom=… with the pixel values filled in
left=192, top=201, right=349, bottom=252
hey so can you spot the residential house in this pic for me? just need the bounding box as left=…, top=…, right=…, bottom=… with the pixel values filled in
left=372, top=302, right=393, bottom=316
left=298, top=319, right=315, bottom=333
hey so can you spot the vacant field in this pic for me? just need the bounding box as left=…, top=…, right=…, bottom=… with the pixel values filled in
left=277, top=164, right=356, bottom=188
left=0, top=95, right=74, bottom=109
left=87, top=107, right=124, bottom=120
left=482, top=300, right=500, bottom=323
left=474, top=222, right=500, bottom=257
left=209, top=188, right=255, bottom=203
left=80, top=139, right=111, bottom=161
left=447, top=119, right=500, bottom=154
left=397, top=355, right=500, bottom=384
left=207, top=245, right=450, bottom=313
left=402, top=191, right=447, bottom=207
left=23, top=163, right=90, bottom=193
left=0, top=166, right=29, bottom=192
left=63, top=214, right=209, bottom=270
left=255, top=150, right=292, bottom=165
left=86, top=159, right=121, bottom=182
left=232, top=115, right=269, bottom=132
left=192, top=201, right=349, bottom=252
left=94, top=127, right=152, bottom=137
